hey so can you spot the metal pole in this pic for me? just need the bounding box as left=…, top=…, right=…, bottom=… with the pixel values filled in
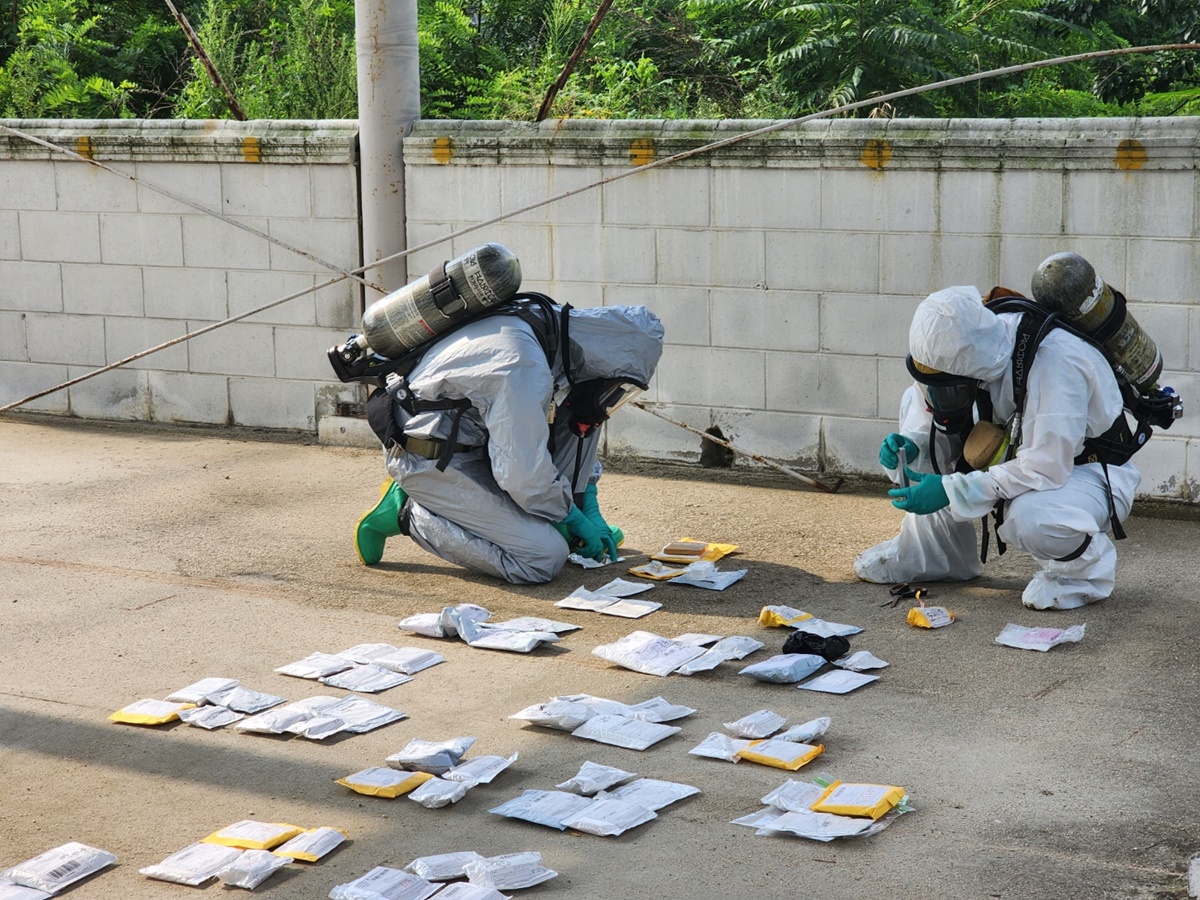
left=633, top=402, right=844, bottom=493
left=356, top=0, right=421, bottom=301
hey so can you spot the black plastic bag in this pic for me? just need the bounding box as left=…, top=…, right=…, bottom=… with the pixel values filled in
left=782, top=630, right=849, bottom=662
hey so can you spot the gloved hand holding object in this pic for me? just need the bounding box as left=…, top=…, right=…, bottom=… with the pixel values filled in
left=579, top=482, right=619, bottom=561
left=888, top=469, right=949, bottom=515
left=559, top=506, right=608, bottom=561
left=879, top=433, right=919, bottom=470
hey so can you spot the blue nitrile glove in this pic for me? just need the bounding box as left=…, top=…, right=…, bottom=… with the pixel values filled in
left=580, top=482, right=620, bottom=561
left=560, top=506, right=607, bottom=561
left=888, top=468, right=949, bottom=515
left=879, top=433, right=919, bottom=470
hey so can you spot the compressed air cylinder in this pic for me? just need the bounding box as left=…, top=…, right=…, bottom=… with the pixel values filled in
left=1030, top=252, right=1162, bottom=393
left=360, top=243, right=522, bottom=359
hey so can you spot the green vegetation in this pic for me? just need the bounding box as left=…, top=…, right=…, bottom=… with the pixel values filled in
left=0, top=0, right=1197, bottom=119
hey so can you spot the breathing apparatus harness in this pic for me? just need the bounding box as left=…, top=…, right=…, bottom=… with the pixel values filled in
left=917, top=288, right=1179, bottom=563
left=359, top=292, right=561, bottom=471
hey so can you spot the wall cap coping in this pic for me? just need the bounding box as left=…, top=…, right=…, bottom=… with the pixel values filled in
left=406, top=117, right=1200, bottom=171
left=0, top=119, right=359, bottom=164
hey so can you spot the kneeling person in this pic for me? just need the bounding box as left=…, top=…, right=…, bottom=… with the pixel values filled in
left=356, top=300, right=663, bottom=585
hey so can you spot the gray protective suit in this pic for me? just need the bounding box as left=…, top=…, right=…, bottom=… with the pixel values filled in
left=384, top=303, right=664, bottom=584
left=855, top=287, right=1141, bottom=609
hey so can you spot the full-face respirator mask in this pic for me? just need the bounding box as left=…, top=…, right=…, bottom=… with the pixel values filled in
left=906, top=355, right=979, bottom=436
left=562, top=377, right=646, bottom=436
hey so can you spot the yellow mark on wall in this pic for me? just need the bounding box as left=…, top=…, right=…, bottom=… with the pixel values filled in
left=433, top=137, right=453, bottom=164
left=241, top=137, right=262, bottom=163
left=631, top=138, right=655, bottom=166
left=860, top=139, right=892, bottom=169
left=1115, top=139, right=1147, bottom=170
left=75, top=137, right=94, bottom=160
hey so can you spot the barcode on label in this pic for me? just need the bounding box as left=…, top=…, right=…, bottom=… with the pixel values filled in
left=47, top=858, right=84, bottom=880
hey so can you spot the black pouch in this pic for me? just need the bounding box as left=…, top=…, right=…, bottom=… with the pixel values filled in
left=782, top=630, right=850, bottom=662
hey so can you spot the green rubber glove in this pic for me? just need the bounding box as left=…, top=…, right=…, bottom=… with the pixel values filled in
left=879, top=433, right=919, bottom=470
left=887, top=468, right=949, bottom=515
left=579, top=482, right=619, bottom=561
left=559, top=506, right=607, bottom=561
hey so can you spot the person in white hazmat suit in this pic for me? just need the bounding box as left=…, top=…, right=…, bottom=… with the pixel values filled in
left=855, top=286, right=1140, bottom=609
left=353, top=301, right=664, bottom=585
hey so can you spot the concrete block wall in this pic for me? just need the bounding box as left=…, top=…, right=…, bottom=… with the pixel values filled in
left=0, top=119, right=363, bottom=431
left=3, top=117, right=1200, bottom=500
left=404, top=117, right=1200, bottom=500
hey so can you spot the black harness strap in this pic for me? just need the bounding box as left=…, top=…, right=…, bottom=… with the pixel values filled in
left=428, top=262, right=468, bottom=318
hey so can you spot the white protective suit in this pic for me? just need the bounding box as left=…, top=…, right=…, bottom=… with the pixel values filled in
left=855, top=287, right=1141, bottom=609
left=384, top=303, right=664, bottom=584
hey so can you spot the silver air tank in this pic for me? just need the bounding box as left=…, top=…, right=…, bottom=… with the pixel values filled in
left=1030, top=252, right=1162, bottom=393
left=360, top=242, right=522, bottom=359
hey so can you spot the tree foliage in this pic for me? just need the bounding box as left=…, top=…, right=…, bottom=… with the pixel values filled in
left=1, top=0, right=1198, bottom=120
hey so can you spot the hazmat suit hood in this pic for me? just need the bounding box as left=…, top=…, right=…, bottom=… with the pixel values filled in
left=564, top=305, right=664, bottom=387
left=908, top=286, right=1012, bottom=383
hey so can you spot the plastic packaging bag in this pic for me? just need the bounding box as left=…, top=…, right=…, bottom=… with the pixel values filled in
left=626, top=697, right=695, bottom=722
left=508, top=700, right=594, bottom=731
left=776, top=716, right=831, bottom=743
left=108, top=699, right=194, bottom=725
left=166, top=677, right=239, bottom=704
left=688, top=732, right=751, bottom=763
left=274, top=652, right=354, bottom=680
left=0, top=884, right=52, bottom=900
left=139, top=843, right=244, bottom=886
left=560, top=798, right=656, bottom=836
left=408, top=777, right=472, bottom=809
left=217, top=849, right=291, bottom=889
left=556, top=761, right=637, bottom=795
left=178, top=705, right=244, bottom=730
left=444, top=753, right=518, bottom=785
left=1, top=842, right=117, bottom=894
left=319, top=664, right=412, bottom=693
left=597, top=778, right=699, bottom=811
left=487, top=791, right=594, bottom=830
left=907, top=605, right=955, bottom=629
left=796, top=670, right=879, bottom=694
left=328, top=866, right=438, bottom=900
left=675, top=636, right=766, bottom=675
left=463, top=852, right=557, bottom=890
left=404, top=851, right=485, bottom=881
left=207, top=686, right=287, bottom=714
left=397, top=613, right=446, bottom=637
left=810, top=781, right=906, bottom=820
left=672, top=560, right=747, bottom=591
left=591, top=632, right=706, bottom=677
left=723, top=710, right=786, bottom=739
left=736, top=739, right=825, bottom=771
left=321, top=695, right=408, bottom=734
left=336, top=766, right=433, bottom=798
left=994, top=623, right=1086, bottom=651
left=272, top=827, right=345, bottom=862
left=832, top=651, right=888, bottom=672
left=761, top=779, right=827, bottom=812
left=386, top=737, right=475, bottom=775
left=738, top=654, right=825, bottom=684
left=373, top=647, right=445, bottom=675
left=487, top=616, right=580, bottom=634
left=570, top=714, right=681, bottom=750
left=203, top=821, right=302, bottom=851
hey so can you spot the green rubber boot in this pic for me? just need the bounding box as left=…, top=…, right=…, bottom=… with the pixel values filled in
left=355, top=480, right=408, bottom=565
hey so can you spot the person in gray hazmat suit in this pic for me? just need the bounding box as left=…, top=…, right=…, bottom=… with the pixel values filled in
left=855, top=283, right=1141, bottom=610
left=354, top=300, right=664, bottom=585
